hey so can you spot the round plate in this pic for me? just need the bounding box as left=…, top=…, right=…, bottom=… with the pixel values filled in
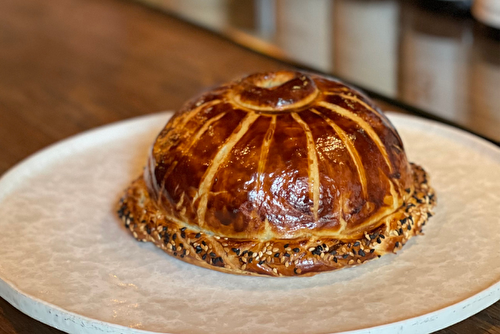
left=0, top=112, right=499, bottom=334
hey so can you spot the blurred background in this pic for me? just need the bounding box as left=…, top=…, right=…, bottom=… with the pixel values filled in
left=135, top=0, right=500, bottom=142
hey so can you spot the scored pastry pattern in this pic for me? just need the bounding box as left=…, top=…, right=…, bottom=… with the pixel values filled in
left=194, top=112, right=260, bottom=229
left=154, top=82, right=397, bottom=230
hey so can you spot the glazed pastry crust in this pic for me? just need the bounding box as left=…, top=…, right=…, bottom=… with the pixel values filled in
left=117, top=71, right=437, bottom=277
left=117, top=163, right=436, bottom=277
left=144, top=71, right=417, bottom=241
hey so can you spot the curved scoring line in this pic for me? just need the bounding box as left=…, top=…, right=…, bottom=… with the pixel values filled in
left=324, top=92, right=400, bottom=138
left=159, top=99, right=222, bottom=143
left=158, top=112, right=228, bottom=202
left=177, top=99, right=221, bottom=129
left=324, top=92, right=384, bottom=119
left=311, top=108, right=368, bottom=198
left=318, top=101, right=393, bottom=172
left=256, top=116, right=277, bottom=200
left=195, top=112, right=261, bottom=227
left=183, top=112, right=228, bottom=153
left=291, top=112, right=320, bottom=221
left=153, top=99, right=222, bottom=158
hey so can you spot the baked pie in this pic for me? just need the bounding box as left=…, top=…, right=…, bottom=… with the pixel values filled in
left=117, top=71, right=436, bottom=277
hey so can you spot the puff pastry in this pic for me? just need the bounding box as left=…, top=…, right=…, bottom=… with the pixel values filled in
left=117, top=71, right=436, bottom=277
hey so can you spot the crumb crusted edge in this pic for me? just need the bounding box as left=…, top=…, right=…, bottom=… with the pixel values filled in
left=117, top=163, right=436, bottom=277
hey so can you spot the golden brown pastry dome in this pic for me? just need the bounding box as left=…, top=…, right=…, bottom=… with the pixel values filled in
left=118, top=70, right=436, bottom=277
left=145, top=71, right=414, bottom=240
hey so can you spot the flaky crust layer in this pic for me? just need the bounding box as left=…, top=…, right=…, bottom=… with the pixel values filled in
left=117, top=163, right=436, bottom=277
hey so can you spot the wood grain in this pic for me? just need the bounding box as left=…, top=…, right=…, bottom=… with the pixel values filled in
left=0, top=0, right=497, bottom=332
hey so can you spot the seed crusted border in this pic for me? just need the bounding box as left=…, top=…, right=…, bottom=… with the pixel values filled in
left=117, top=163, right=436, bottom=277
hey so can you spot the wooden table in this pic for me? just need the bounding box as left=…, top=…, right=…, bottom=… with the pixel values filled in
left=0, top=0, right=498, bottom=333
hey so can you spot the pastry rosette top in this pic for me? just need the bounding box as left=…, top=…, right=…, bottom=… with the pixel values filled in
left=118, top=71, right=436, bottom=277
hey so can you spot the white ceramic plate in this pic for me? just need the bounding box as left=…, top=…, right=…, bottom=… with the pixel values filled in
left=0, top=112, right=499, bottom=334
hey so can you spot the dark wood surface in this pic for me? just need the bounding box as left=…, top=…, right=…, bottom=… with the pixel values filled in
left=0, top=0, right=497, bottom=333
